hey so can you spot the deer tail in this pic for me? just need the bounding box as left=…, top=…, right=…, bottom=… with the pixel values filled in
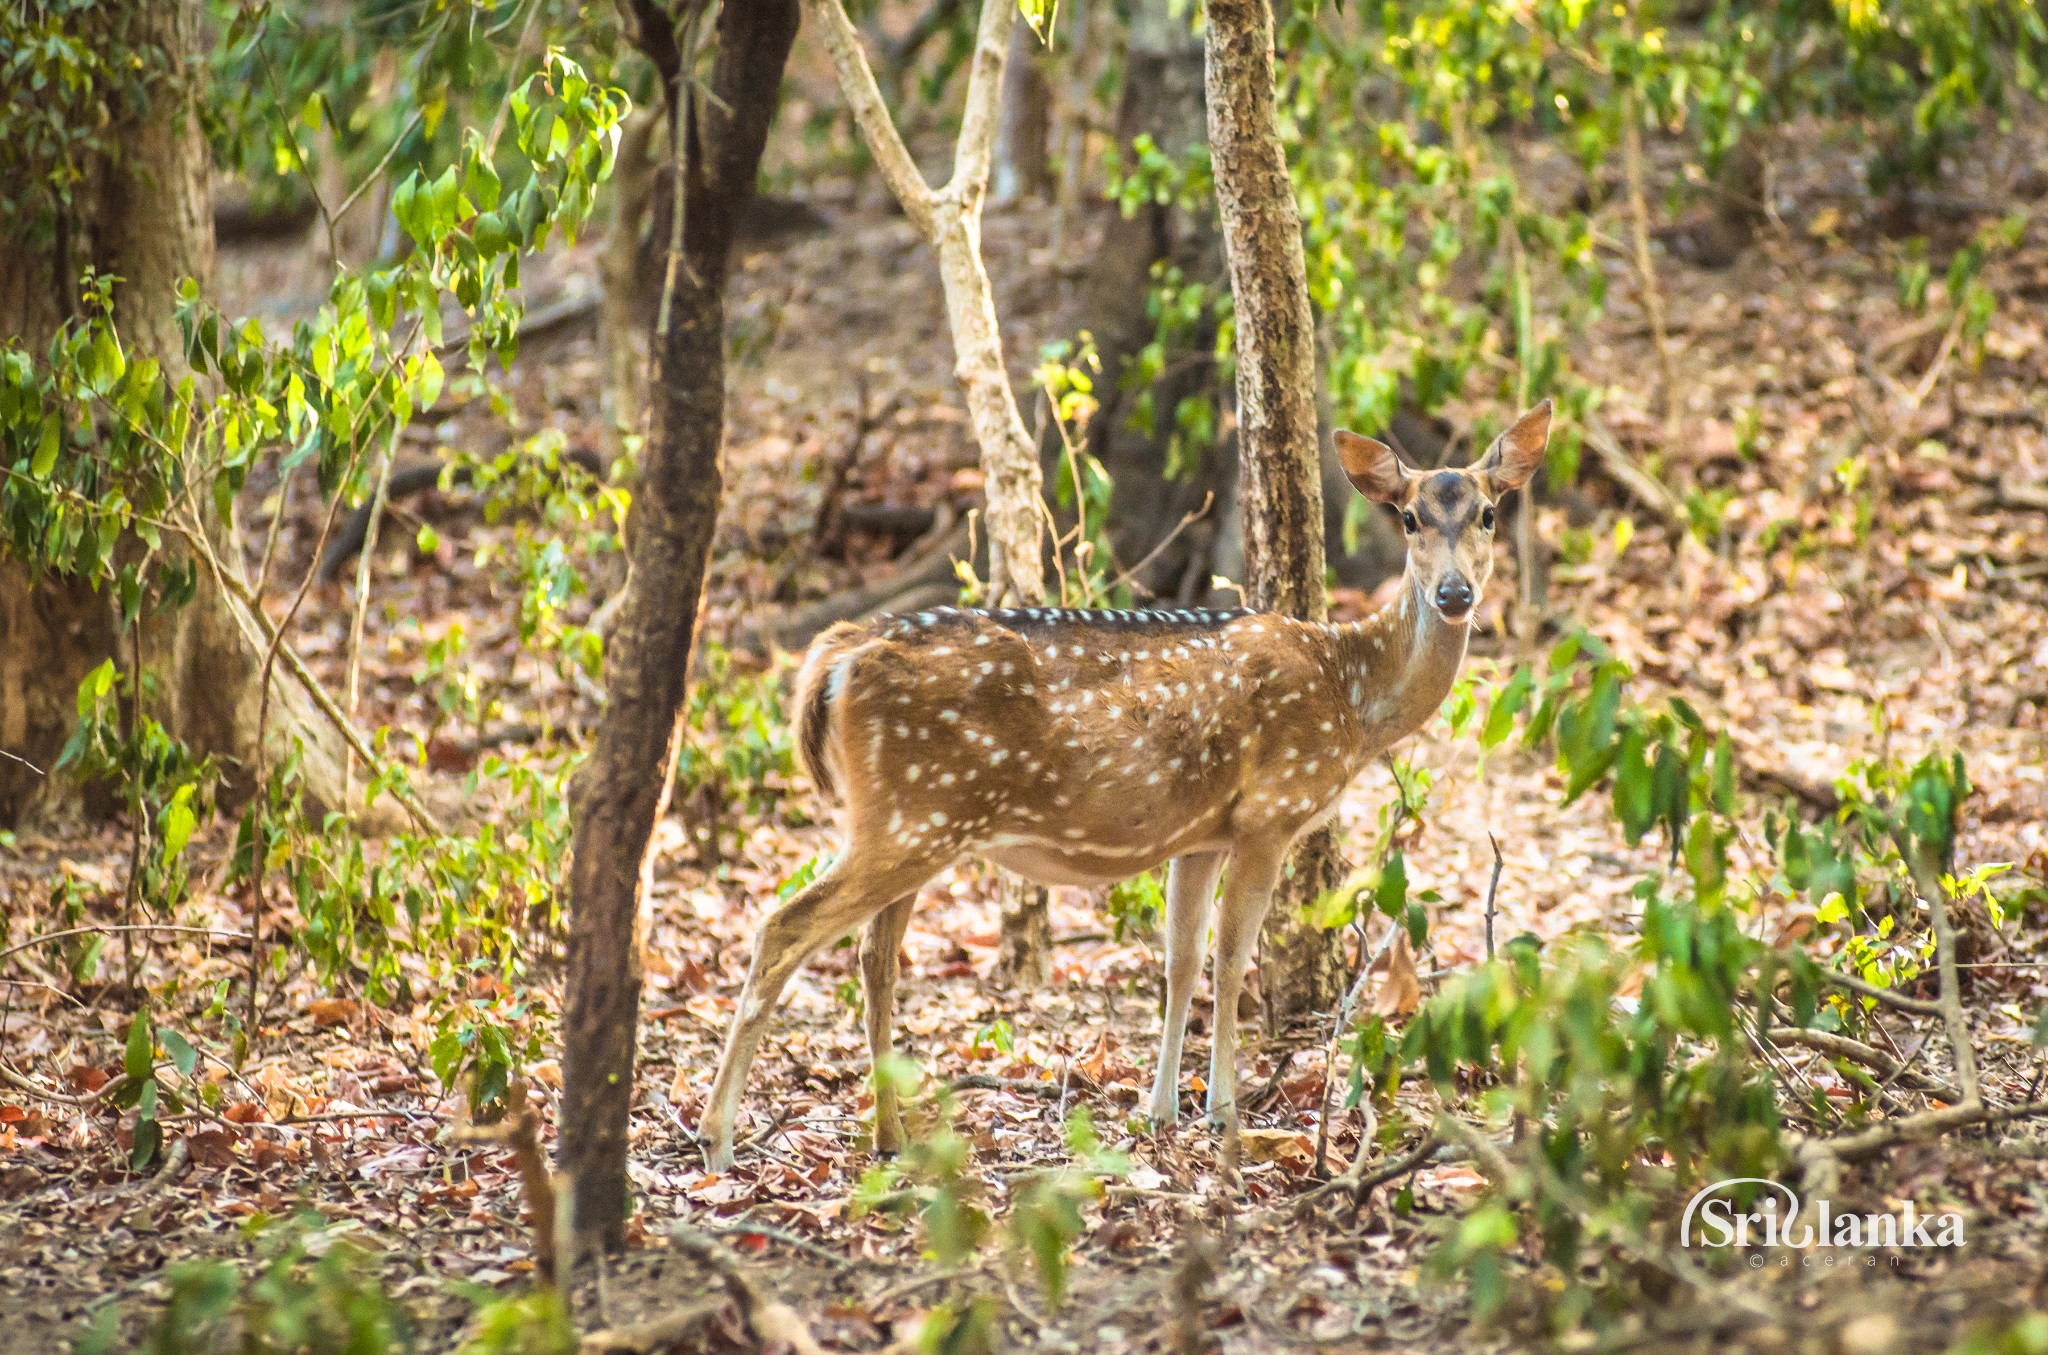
left=793, top=622, right=867, bottom=802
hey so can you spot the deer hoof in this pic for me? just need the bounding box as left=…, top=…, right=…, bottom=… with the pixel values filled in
left=698, top=1129, right=735, bottom=1173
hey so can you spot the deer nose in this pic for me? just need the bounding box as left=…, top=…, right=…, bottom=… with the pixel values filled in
left=1435, top=576, right=1474, bottom=617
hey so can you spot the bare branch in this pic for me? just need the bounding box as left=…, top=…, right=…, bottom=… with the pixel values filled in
left=802, top=0, right=937, bottom=232
left=944, top=0, right=1018, bottom=201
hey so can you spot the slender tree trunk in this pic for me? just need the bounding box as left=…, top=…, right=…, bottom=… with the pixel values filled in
left=1204, top=0, right=1344, bottom=1023
left=558, top=0, right=799, bottom=1257
left=0, top=0, right=358, bottom=830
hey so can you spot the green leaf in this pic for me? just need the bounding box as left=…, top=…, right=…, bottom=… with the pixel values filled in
left=1481, top=666, right=1532, bottom=749
left=130, top=1115, right=161, bottom=1172
left=125, top=1009, right=153, bottom=1081
left=89, top=326, right=126, bottom=392
left=1613, top=727, right=1653, bottom=845
left=1711, top=732, right=1735, bottom=814
left=1017, top=0, right=1058, bottom=40
left=1375, top=850, right=1408, bottom=919
left=31, top=414, right=59, bottom=477
left=161, top=784, right=197, bottom=861
left=160, top=1028, right=198, bottom=1080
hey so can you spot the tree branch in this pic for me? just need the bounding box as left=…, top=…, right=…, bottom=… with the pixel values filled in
left=803, top=0, right=937, bottom=232
left=944, top=0, right=1017, bottom=202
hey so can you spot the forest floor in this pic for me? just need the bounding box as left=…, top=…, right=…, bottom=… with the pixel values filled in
left=4, top=105, right=2048, bottom=1353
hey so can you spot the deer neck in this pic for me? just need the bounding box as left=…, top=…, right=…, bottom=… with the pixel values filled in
left=1326, top=570, right=1471, bottom=756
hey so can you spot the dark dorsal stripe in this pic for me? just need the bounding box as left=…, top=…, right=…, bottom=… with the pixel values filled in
left=884, top=605, right=1257, bottom=636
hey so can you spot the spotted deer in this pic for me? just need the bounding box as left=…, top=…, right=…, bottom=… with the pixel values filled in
left=687, top=401, right=1553, bottom=1170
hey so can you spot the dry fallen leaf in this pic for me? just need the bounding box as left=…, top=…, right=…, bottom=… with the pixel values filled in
left=1239, top=1129, right=1316, bottom=1171
left=1370, top=931, right=1422, bottom=1018
left=307, top=998, right=359, bottom=1029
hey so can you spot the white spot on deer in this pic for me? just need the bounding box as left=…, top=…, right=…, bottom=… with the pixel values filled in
left=930, top=812, right=949, bottom=826
left=1306, top=761, right=1319, bottom=774
left=919, top=612, right=937, bottom=625
left=939, top=772, right=956, bottom=786
left=938, top=710, right=960, bottom=723
left=990, top=749, right=1009, bottom=765
left=905, top=765, right=921, bottom=781
left=975, top=633, right=993, bottom=646
left=1065, top=828, right=1087, bottom=839
left=888, top=810, right=902, bottom=831
left=1146, top=773, right=1161, bottom=785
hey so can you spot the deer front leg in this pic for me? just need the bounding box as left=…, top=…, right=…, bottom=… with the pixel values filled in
left=860, top=893, right=917, bottom=1156
left=1205, top=843, right=1285, bottom=1130
left=694, top=857, right=920, bottom=1171
left=1148, top=851, right=1225, bottom=1128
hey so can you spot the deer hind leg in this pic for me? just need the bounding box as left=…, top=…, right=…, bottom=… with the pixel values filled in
left=859, top=892, right=916, bottom=1156
left=1148, top=851, right=1225, bottom=1128
left=1204, top=842, right=1285, bottom=1131
left=694, top=855, right=930, bottom=1171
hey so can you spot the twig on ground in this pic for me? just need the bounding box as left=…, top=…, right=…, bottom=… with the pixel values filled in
left=1765, top=1027, right=1965, bottom=1105
left=1483, top=834, right=1504, bottom=960
left=669, top=1225, right=829, bottom=1355
left=945, top=1074, right=1064, bottom=1099
left=1819, top=968, right=1942, bottom=1016
left=865, top=1265, right=977, bottom=1312
left=453, top=1081, right=557, bottom=1285
left=704, top=1221, right=861, bottom=1272
left=577, top=1299, right=727, bottom=1354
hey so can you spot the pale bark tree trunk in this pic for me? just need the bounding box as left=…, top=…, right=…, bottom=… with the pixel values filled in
left=0, top=0, right=358, bottom=831
left=1204, top=0, right=1345, bottom=1022
left=558, top=0, right=799, bottom=1256
left=805, top=0, right=1055, bottom=986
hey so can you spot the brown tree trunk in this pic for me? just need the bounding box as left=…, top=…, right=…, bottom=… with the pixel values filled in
left=1204, top=0, right=1344, bottom=1023
left=991, top=17, right=1051, bottom=204
left=0, top=569, right=117, bottom=827
left=0, top=0, right=357, bottom=830
left=558, top=0, right=799, bottom=1257
left=1056, top=0, right=1228, bottom=604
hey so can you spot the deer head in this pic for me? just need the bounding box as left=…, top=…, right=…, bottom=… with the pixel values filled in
left=1334, top=399, right=1553, bottom=624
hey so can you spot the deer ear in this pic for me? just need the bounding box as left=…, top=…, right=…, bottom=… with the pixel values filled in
left=1476, top=399, right=1553, bottom=495
left=1335, top=430, right=1408, bottom=504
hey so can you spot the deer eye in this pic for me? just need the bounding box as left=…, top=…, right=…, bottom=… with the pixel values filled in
left=1401, top=510, right=1419, bottom=534
left=1481, top=505, right=1496, bottom=531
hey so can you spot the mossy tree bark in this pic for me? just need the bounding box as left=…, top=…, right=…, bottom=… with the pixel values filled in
left=0, top=0, right=354, bottom=831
